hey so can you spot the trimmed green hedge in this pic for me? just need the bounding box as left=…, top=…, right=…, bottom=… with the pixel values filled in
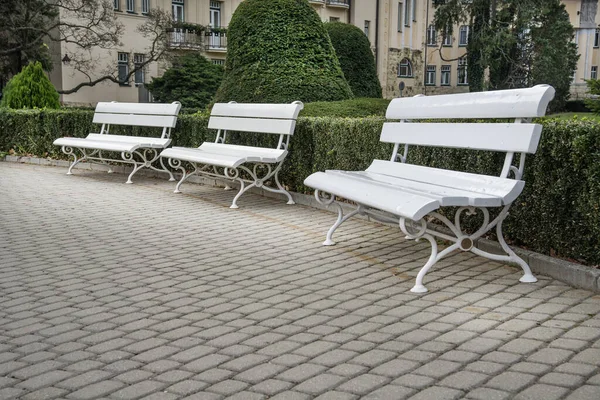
left=1, top=109, right=598, bottom=266
left=324, top=22, right=382, bottom=98
left=214, top=0, right=353, bottom=103
left=301, top=98, right=391, bottom=117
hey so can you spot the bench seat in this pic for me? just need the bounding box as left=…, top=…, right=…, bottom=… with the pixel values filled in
left=160, top=143, right=287, bottom=169
left=305, top=160, right=524, bottom=221
left=54, top=134, right=171, bottom=153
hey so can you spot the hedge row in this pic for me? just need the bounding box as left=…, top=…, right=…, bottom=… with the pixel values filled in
left=1, top=109, right=599, bottom=266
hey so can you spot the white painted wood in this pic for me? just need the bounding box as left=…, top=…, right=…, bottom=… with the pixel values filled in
left=365, top=160, right=525, bottom=205
left=95, top=102, right=181, bottom=116
left=93, top=113, right=178, bottom=128
left=86, top=134, right=170, bottom=148
left=53, top=138, right=142, bottom=153
left=386, top=84, right=555, bottom=119
left=160, top=147, right=244, bottom=168
left=380, top=123, right=542, bottom=153
left=199, top=143, right=286, bottom=162
left=304, top=171, right=441, bottom=221
left=212, top=102, right=304, bottom=119
left=326, top=170, right=503, bottom=207
left=208, top=116, right=297, bottom=135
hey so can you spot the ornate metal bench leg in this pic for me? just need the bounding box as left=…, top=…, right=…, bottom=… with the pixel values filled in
left=62, top=146, right=85, bottom=175
left=411, top=234, right=438, bottom=293
left=497, top=219, right=537, bottom=283
left=273, top=167, right=294, bottom=205
left=122, top=151, right=145, bottom=184
left=231, top=178, right=255, bottom=209
left=159, top=157, right=176, bottom=181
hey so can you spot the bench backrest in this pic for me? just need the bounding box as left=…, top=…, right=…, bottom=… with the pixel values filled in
left=94, top=101, right=182, bottom=139
left=382, top=85, right=555, bottom=180
left=209, top=101, right=304, bottom=150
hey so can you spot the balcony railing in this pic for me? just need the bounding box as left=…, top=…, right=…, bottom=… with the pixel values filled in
left=205, top=28, right=227, bottom=51
left=326, top=0, right=350, bottom=7
left=167, top=29, right=203, bottom=49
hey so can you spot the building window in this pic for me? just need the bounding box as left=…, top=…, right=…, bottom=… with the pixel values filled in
left=404, top=0, right=411, bottom=26
left=441, top=65, right=451, bottom=86
left=114, top=0, right=119, bottom=10
left=172, top=0, right=184, bottom=22
left=398, top=58, right=413, bottom=77
left=412, top=0, right=417, bottom=21
left=592, top=66, right=598, bottom=80
left=329, top=17, right=340, bottom=22
left=212, top=59, right=225, bottom=66
left=118, top=52, right=129, bottom=85
left=364, top=20, right=370, bottom=37
left=126, top=0, right=134, bottom=12
left=443, top=28, right=452, bottom=46
left=426, top=65, right=436, bottom=86
left=459, top=25, right=469, bottom=46
left=134, top=54, right=145, bottom=85
left=427, top=25, right=436, bottom=46
left=142, top=0, right=149, bottom=14
left=458, top=56, right=468, bottom=85
left=595, top=29, right=600, bottom=48
left=210, top=1, right=221, bottom=27
left=398, top=3, right=403, bottom=32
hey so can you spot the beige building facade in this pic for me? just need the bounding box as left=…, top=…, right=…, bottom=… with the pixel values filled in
left=50, top=0, right=596, bottom=105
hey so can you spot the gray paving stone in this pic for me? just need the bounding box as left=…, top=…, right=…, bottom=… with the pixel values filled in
left=439, top=371, right=489, bottom=390
left=539, top=372, right=586, bottom=388
left=336, top=374, right=390, bottom=395
left=513, top=384, right=570, bottom=400
left=166, top=380, right=210, bottom=395
left=565, top=385, right=600, bottom=400
left=249, top=379, right=294, bottom=396
left=465, top=387, right=511, bottom=400
left=485, top=372, right=536, bottom=392
left=111, top=381, right=168, bottom=400
left=362, top=385, right=415, bottom=400
left=406, top=386, right=463, bottom=400
left=391, top=374, right=435, bottom=389
left=293, top=374, right=346, bottom=395
left=413, top=360, right=462, bottom=379
left=66, top=380, right=125, bottom=399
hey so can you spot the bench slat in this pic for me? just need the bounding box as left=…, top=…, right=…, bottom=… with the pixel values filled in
left=86, top=134, right=170, bottom=148
left=161, top=147, right=244, bottom=168
left=304, top=171, right=441, bottom=221
left=208, top=116, right=297, bottom=135
left=381, top=123, right=542, bottom=153
left=95, top=102, right=181, bottom=116
left=366, top=160, right=524, bottom=205
left=326, top=170, right=503, bottom=207
left=386, top=84, right=555, bottom=119
left=211, top=103, right=303, bottom=119
left=53, top=138, right=147, bottom=153
left=198, top=143, right=286, bottom=163
left=93, top=113, right=178, bottom=128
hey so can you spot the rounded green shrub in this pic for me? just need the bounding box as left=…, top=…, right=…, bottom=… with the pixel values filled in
left=146, top=53, right=223, bottom=110
left=214, top=0, right=353, bottom=103
left=324, top=22, right=382, bottom=98
left=1, top=62, right=60, bottom=109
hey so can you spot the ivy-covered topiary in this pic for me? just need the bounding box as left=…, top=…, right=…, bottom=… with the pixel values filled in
left=324, top=22, right=382, bottom=98
left=1, top=62, right=60, bottom=109
left=145, top=53, right=223, bottom=110
left=214, top=0, right=353, bottom=103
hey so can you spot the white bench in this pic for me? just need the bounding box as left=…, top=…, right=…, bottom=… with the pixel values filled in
left=53, top=101, right=181, bottom=184
left=304, top=85, right=555, bottom=293
left=159, top=101, right=304, bottom=208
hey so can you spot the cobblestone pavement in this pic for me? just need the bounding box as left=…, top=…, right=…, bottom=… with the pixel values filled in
left=1, top=162, right=600, bottom=400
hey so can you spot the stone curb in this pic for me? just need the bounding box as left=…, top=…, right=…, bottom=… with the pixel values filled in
left=5, top=155, right=599, bottom=293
